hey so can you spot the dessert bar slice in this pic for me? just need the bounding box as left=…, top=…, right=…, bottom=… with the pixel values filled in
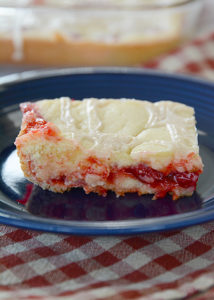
left=15, top=98, right=203, bottom=199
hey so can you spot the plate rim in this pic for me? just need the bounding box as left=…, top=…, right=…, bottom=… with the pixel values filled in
left=0, top=66, right=214, bottom=89
left=0, top=204, right=214, bottom=235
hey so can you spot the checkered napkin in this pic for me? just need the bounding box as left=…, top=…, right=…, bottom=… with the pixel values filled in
left=1, top=32, right=214, bottom=300
left=143, top=31, right=214, bottom=81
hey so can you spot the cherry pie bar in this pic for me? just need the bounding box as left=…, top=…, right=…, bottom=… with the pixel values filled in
left=15, top=98, right=203, bottom=200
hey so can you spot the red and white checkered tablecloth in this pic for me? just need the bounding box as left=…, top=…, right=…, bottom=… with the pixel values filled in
left=143, top=31, right=214, bottom=81
left=1, top=30, right=214, bottom=300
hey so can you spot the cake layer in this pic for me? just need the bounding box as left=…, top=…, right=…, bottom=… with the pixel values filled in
left=15, top=98, right=203, bottom=199
left=0, top=37, right=180, bottom=66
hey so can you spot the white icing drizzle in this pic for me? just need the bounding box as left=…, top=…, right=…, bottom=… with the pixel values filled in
left=166, top=123, right=179, bottom=145
left=85, top=99, right=105, bottom=147
left=144, top=104, right=157, bottom=128
left=86, top=99, right=95, bottom=135
left=12, top=9, right=25, bottom=61
left=60, top=97, right=76, bottom=139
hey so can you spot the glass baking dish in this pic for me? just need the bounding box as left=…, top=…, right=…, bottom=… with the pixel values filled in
left=0, top=0, right=203, bottom=66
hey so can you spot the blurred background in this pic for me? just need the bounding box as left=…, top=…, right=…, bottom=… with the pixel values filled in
left=0, top=0, right=213, bottom=75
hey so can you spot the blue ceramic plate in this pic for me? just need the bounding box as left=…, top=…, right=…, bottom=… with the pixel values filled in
left=0, top=68, right=214, bottom=235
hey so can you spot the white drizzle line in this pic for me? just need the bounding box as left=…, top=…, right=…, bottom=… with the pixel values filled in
left=85, top=99, right=102, bottom=146
left=12, top=10, right=25, bottom=61
left=60, top=97, right=75, bottom=139
left=145, top=104, right=158, bottom=128
left=166, top=123, right=179, bottom=146
left=86, top=99, right=94, bottom=135
left=198, top=129, right=207, bottom=136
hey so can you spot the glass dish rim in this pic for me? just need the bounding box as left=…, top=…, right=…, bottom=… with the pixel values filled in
left=0, top=0, right=202, bottom=11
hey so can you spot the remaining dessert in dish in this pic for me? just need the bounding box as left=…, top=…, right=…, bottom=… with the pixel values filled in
left=0, top=1, right=182, bottom=66
left=0, top=0, right=204, bottom=66
left=15, top=98, right=203, bottom=200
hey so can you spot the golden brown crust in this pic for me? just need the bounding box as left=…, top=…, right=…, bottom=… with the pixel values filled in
left=0, top=36, right=181, bottom=66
